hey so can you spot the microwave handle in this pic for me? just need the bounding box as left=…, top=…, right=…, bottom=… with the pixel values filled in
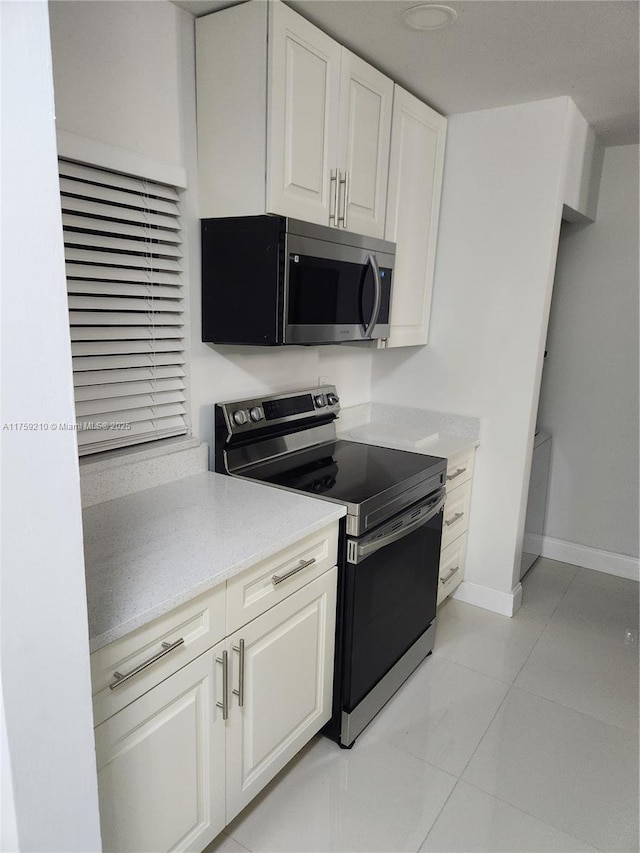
left=364, top=253, right=382, bottom=338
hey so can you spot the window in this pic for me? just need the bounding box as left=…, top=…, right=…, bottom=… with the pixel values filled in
left=59, top=160, right=188, bottom=455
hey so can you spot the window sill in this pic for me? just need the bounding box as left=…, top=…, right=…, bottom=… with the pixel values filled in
left=80, top=436, right=209, bottom=508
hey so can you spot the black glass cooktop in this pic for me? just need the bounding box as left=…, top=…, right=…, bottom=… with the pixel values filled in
left=245, top=439, right=445, bottom=505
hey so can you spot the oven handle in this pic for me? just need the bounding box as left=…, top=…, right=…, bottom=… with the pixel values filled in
left=363, top=253, right=382, bottom=338
left=354, top=490, right=446, bottom=561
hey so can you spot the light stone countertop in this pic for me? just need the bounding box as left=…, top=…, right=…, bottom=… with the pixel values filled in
left=82, top=472, right=345, bottom=652
left=338, top=402, right=480, bottom=459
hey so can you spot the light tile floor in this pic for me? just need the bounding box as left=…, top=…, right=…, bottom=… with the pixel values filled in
left=207, top=560, right=639, bottom=853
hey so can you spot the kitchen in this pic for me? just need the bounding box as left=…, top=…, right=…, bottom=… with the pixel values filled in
left=2, top=1, right=638, bottom=851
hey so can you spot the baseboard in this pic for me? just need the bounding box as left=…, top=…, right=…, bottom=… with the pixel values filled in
left=451, top=580, right=523, bottom=617
left=540, top=536, right=639, bottom=581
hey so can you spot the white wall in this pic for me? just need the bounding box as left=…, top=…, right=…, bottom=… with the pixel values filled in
left=48, top=0, right=374, bottom=460
left=538, top=144, right=639, bottom=562
left=371, top=98, right=574, bottom=608
left=0, top=2, right=102, bottom=848
left=1, top=686, right=19, bottom=851
left=562, top=99, right=605, bottom=223
left=49, top=0, right=185, bottom=168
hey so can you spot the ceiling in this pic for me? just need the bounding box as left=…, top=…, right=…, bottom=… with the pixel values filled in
left=172, top=0, right=639, bottom=146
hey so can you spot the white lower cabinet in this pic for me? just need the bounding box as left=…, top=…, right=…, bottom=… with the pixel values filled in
left=93, top=536, right=338, bottom=853
left=226, top=569, right=336, bottom=821
left=95, top=643, right=226, bottom=853
left=437, top=448, right=477, bottom=604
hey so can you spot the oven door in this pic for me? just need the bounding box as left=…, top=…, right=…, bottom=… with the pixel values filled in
left=341, top=487, right=445, bottom=713
left=284, top=234, right=393, bottom=344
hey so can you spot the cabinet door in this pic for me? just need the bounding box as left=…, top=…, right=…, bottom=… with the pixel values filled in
left=267, top=1, right=341, bottom=225
left=225, top=567, right=337, bottom=822
left=94, top=645, right=226, bottom=853
left=381, top=86, right=447, bottom=348
left=337, top=50, right=393, bottom=238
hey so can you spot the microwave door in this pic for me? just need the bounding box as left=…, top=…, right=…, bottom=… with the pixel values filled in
left=285, top=252, right=384, bottom=345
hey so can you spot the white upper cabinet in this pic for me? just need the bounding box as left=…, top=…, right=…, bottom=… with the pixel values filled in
left=267, top=1, right=341, bottom=225
left=337, top=50, right=393, bottom=238
left=197, top=0, right=393, bottom=238
left=380, top=86, right=447, bottom=348
left=196, top=1, right=447, bottom=347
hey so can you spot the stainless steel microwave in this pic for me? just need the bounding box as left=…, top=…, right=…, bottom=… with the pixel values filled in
left=201, top=215, right=395, bottom=346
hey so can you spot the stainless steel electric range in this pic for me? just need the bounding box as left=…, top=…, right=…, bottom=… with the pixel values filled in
left=215, top=385, right=446, bottom=747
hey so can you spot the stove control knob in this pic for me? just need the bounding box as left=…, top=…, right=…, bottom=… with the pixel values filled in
left=327, top=393, right=339, bottom=406
left=314, top=394, right=326, bottom=407
left=249, top=406, right=264, bottom=422
left=232, top=409, right=248, bottom=426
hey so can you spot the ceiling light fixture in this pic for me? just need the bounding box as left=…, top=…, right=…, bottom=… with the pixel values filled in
left=402, top=4, right=458, bottom=31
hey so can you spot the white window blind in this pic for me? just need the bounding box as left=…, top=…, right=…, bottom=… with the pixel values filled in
left=59, top=159, right=188, bottom=455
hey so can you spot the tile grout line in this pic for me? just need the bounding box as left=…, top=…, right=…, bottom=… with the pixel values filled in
left=509, top=568, right=578, bottom=684
left=406, top=565, right=611, bottom=852
left=222, top=832, right=252, bottom=853
left=459, top=777, right=608, bottom=853
left=508, top=680, right=639, bottom=735
left=430, top=650, right=512, bottom=686
left=451, top=565, right=633, bottom=853
left=446, top=570, right=578, bottom=799
left=414, top=776, right=464, bottom=852
left=418, top=681, right=518, bottom=852
left=456, top=677, right=514, bottom=782
left=514, top=565, right=639, bottom=733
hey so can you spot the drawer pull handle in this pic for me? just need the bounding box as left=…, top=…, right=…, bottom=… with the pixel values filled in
left=440, top=566, right=460, bottom=584
left=232, top=639, right=245, bottom=707
left=447, top=467, right=467, bottom=481
left=109, top=638, right=184, bottom=690
left=445, top=511, right=464, bottom=527
left=216, top=650, right=229, bottom=720
left=272, top=557, right=316, bottom=586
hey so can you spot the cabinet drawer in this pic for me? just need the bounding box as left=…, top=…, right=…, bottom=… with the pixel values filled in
left=91, top=584, right=226, bottom=726
left=445, top=447, right=475, bottom=492
left=226, top=523, right=339, bottom=634
left=441, top=478, right=472, bottom=550
left=438, top=532, right=467, bottom=604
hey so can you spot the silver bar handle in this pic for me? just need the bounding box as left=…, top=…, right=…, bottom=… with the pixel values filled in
left=216, top=650, right=229, bottom=720
left=272, top=557, right=316, bottom=585
left=344, top=170, right=350, bottom=229
left=109, top=638, right=184, bottom=690
left=356, top=491, right=446, bottom=561
left=337, top=171, right=348, bottom=227
left=440, top=565, right=460, bottom=585
left=342, top=170, right=350, bottom=228
left=447, top=467, right=467, bottom=482
left=363, top=253, right=382, bottom=338
left=329, top=169, right=339, bottom=224
left=232, top=639, right=245, bottom=707
left=444, top=511, right=464, bottom=527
